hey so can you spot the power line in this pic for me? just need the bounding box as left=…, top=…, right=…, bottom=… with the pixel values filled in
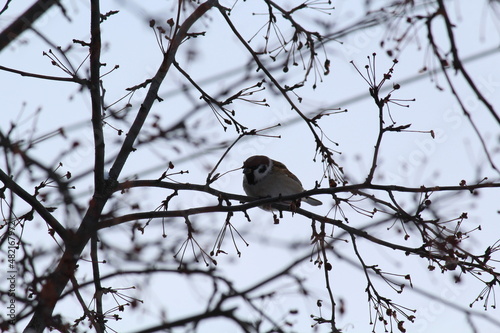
left=130, top=45, right=500, bottom=179
left=17, top=33, right=500, bottom=183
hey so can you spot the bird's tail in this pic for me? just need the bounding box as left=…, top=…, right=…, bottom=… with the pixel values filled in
left=303, top=196, right=322, bottom=206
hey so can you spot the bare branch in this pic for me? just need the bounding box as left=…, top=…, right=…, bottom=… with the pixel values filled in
left=0, top=168, right=68, bottom=241
left=0, top=0, right=62, bottom=51
left=108, top=0, right=218, bottom=182
left=0, top=65, right=86, bottom=84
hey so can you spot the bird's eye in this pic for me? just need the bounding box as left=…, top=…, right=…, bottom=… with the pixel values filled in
left=257, top=165, right=267, bottom=173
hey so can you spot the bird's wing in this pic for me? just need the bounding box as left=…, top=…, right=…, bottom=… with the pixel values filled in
left=272, top=160, right=303, bottom=186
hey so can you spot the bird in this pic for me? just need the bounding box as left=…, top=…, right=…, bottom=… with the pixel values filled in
left=242, top=155, right=322, bottom=209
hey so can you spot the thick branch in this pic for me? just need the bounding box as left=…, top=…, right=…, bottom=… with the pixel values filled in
left=97, top=199, right=423, bottom=256
left=90, top=0, right=105, bottom=195
left=23, top=2, right=218, bottom=332
left=133, top=308, right=237, bottom=333
left=114, top=178, right=500, bottom=202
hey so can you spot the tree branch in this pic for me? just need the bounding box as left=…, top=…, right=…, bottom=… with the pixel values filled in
left=0, top=168, right=68, bottom=241
left=0, top=0, right=61, bottom=51
left=216, top=4, right=344, bottom=184
left=113, top=178, right=500, bottom=202
left=132, top=308, right=238, bottom=333
left=0, top=65, right=86, bottom=84
left=23, top=2, right=218, bottom=331
left=436, top=0, right=500, bottom=124
left=90, top=0, right=105, bottom=195
left=108, top=0, right=217, bottom=182
left=426, top=7, right=500, bottom=173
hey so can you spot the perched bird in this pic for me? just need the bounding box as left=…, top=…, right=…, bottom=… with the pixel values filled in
left=242, top=155, right=322, bottom=209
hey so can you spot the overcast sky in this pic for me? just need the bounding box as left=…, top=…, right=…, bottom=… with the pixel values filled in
left=1, top=1, right=500, bottom=332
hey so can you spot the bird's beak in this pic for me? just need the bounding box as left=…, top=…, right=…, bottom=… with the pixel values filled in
left=243, top=167, right=251, bottom=174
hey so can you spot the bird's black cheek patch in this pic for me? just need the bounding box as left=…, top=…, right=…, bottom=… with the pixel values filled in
left=246, top=173, right=256, bottom=185
left=258, top=165, right=267, bottom=173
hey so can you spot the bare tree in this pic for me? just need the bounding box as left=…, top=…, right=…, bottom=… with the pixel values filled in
left=1, top=1, right=499, bottom=332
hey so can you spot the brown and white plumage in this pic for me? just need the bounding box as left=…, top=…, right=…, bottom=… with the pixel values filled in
left=242, top=155, right=322, bottom=208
